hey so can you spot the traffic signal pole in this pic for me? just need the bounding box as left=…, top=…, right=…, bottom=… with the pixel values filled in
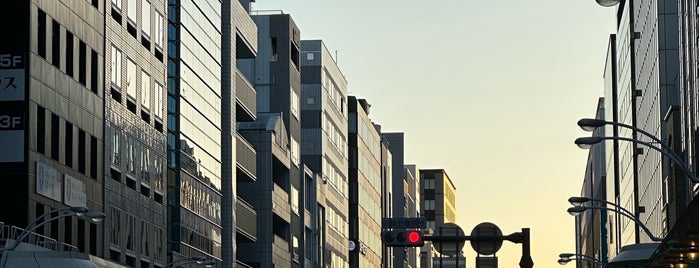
left=423, top=228, right=534, bottom=268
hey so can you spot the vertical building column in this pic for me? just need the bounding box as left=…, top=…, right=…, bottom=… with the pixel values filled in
left=221, top=0, right=236, bottom=267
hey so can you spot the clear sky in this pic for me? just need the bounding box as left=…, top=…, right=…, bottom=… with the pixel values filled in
left=250, top=0, right=618, bottom=266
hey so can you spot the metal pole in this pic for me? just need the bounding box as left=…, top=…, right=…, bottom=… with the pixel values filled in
left=519, top=228, right=533, bottom=268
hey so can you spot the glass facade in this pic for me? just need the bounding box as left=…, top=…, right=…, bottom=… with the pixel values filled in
left=167, top=0, right=223, bottom=261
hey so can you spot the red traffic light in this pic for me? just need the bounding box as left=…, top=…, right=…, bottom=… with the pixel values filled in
left=408, top=231, right=421, bottom=243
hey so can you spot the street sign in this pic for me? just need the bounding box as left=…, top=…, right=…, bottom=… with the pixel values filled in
left=470, top=222, right=504, bottom=255
left=382, top=217, right=426, bottom=229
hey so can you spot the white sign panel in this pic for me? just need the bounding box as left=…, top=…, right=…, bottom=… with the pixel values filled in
left=64, top=174, right=86, bottom=207
left=0, top=69, right=24, bottom=101
left=36, top=161, right=61, bottom=201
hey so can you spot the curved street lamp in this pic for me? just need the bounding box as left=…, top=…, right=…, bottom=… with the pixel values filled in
left=593, top=0, right=620, bottom=7
left=558, top=253, right=604, bottom=266
left=575, top=136, right=699, bottom=183
left=0, top=206, right=105, bottom=252
left=166, top=256, right=216, bottom=268
left=567, top=206, right=662, bottom=242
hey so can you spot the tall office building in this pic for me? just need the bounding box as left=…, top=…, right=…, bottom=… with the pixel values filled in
left=382, top=132, right=420, bottom=268
left=378, top=132, right=393, bottom=268
left=631, top=0, right=680, bottom=245
left=0, top=0, right=105, bottom=259
left=578, top=98, right=608, bottom=266
left=238, top=12, right=310, bottom=267
left=418, top=169, right=460, bottom=268
left=347, top=97, right=382, bottom=268
left=104, top=0, right=168, bottom=266
left=299, top=39, right=350, bottom=268
left=166, top=0, right=257, bottom=266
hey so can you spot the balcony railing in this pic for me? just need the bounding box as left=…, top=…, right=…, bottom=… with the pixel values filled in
left=272, top=235, right=291, bottom=265
left=236, top=197, right=257, bottom=241
left=236, top=133, right=257, bottom=181
left=0, top=223, right=79, bottom=252
left=272, top=184, right=291, bottom=223
left=236, top=71, right=256, bottom=122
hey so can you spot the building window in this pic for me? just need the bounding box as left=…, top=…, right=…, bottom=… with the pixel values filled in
left=424, top=178, right=435, bottom=189
left=126, top=58, right=136, bottom=99
left=291, top=137, right=300, bottom=166
left=141, top=222, right=150, bottom=256
left=91, top=50, right=98, bottom=93
left=90, top=136, right=98, bottom=179
left=424, top=200, right=435, bottom=210
left=79, top=41, right=87, bottom=86
left=37, top=106, right=46, bottom=154
left=110, top=46, right=122, bottom=88
left=112, top=127, right=120, bottom=165
left=154, top=12, right=163, bottom=48
left=38, top=9, right=46, bottom=59
left=126, top=214, right=135, bottom=250
left=78, top=129, right=86, bottom=174
left=141, top=70, right=150, bottom=110
left=50, top=113, right=59, bottom=161
left=112, top=0, right=121, bottom=10
left=65, top=122, right=73, bottom=167
left=141, top=0, right=151, bottom=37
left=65, top=31, right=74, bottom=76
left=127, top=138, right=134, bottom=172
left=291, top=87, right=299, bottom=119
left=291, top=186, right=299, bottom=215
left=154, top=82, right=163, bottom=119
left=127, top=0, right=136, bottom=24
left=51, top=20, right=60, bottom=68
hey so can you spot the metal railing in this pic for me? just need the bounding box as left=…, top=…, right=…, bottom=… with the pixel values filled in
left=0, top=223, right=79, bottom=252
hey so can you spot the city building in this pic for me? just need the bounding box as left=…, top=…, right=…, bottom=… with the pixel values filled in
left=347, top=97, right=382, bottom=268
left=166, top=0, right=257, bottom=266
left=418, top=169, right=459, bottom=267
left=0, top=0, right=106, bottom=261
left=237, top=12, right=310, bottom=267
left=104, top=0, right=168, bottom=266
left=382, top=132, right=419, bottom=268
left=299, top=39, right=350, bottom=268
left=577, top=98, right=608, bottom=267
left=378, top=130, right=394, bottom=268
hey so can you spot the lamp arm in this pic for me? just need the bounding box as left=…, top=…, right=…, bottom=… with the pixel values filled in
left=604, top=136, right=699, bottom=183
left=584, top=197, right=636, bottom=221
left=586, top=205, right=663, bottom=242
left=5, top=213, right=77, bottom=251
left=166, top=259, right=197, bottom=268
left=570, top=256, right=604, bottom=265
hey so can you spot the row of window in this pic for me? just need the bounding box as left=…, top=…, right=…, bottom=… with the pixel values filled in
left=323, top=157, right=348, bottom=198
left=321, top=113, right=348, bottom=158
left=36, top=8, right=100, bottom=94
left=110, top=45, right=165, bottom=124
left=326, top=206, right=348, bottom=238
left=321, top=69, right=345, bottom=116
left=109, top=207, right=166, bottom=263
left=110, top=125, right=165, bottom=193
left=111, top=0, right=164, bottom=51
left=36, top=105, right=98, bottom=179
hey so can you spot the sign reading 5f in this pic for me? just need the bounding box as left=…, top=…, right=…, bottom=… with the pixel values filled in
left=0, top=54, right=23, bottom=68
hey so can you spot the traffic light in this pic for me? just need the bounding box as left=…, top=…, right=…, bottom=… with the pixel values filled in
left=382, top=229, right=424, bottom=247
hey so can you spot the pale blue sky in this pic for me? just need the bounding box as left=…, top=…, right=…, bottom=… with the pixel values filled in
left=250, top=1, right=618, bottom=266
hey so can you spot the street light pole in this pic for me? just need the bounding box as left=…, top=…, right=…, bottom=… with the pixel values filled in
left=575, top=136, right=699, bottom=183
left=567, top=206, right=662, bottom=242
left=166, top=256, right=215, bottom=268
left=0, top=206, right=104, bottom=252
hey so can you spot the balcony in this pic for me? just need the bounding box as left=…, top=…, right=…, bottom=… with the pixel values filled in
left=236, top=71, right=256, bottom=122
left=236, top=197, right=257, bottom=242
left=236, top=133, right=257, bottom=181
left=272, top=235, right=291, bottom=266
left=272, top=183, right=291, bottom=223
left=233, top=2, right=257, bottom=59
